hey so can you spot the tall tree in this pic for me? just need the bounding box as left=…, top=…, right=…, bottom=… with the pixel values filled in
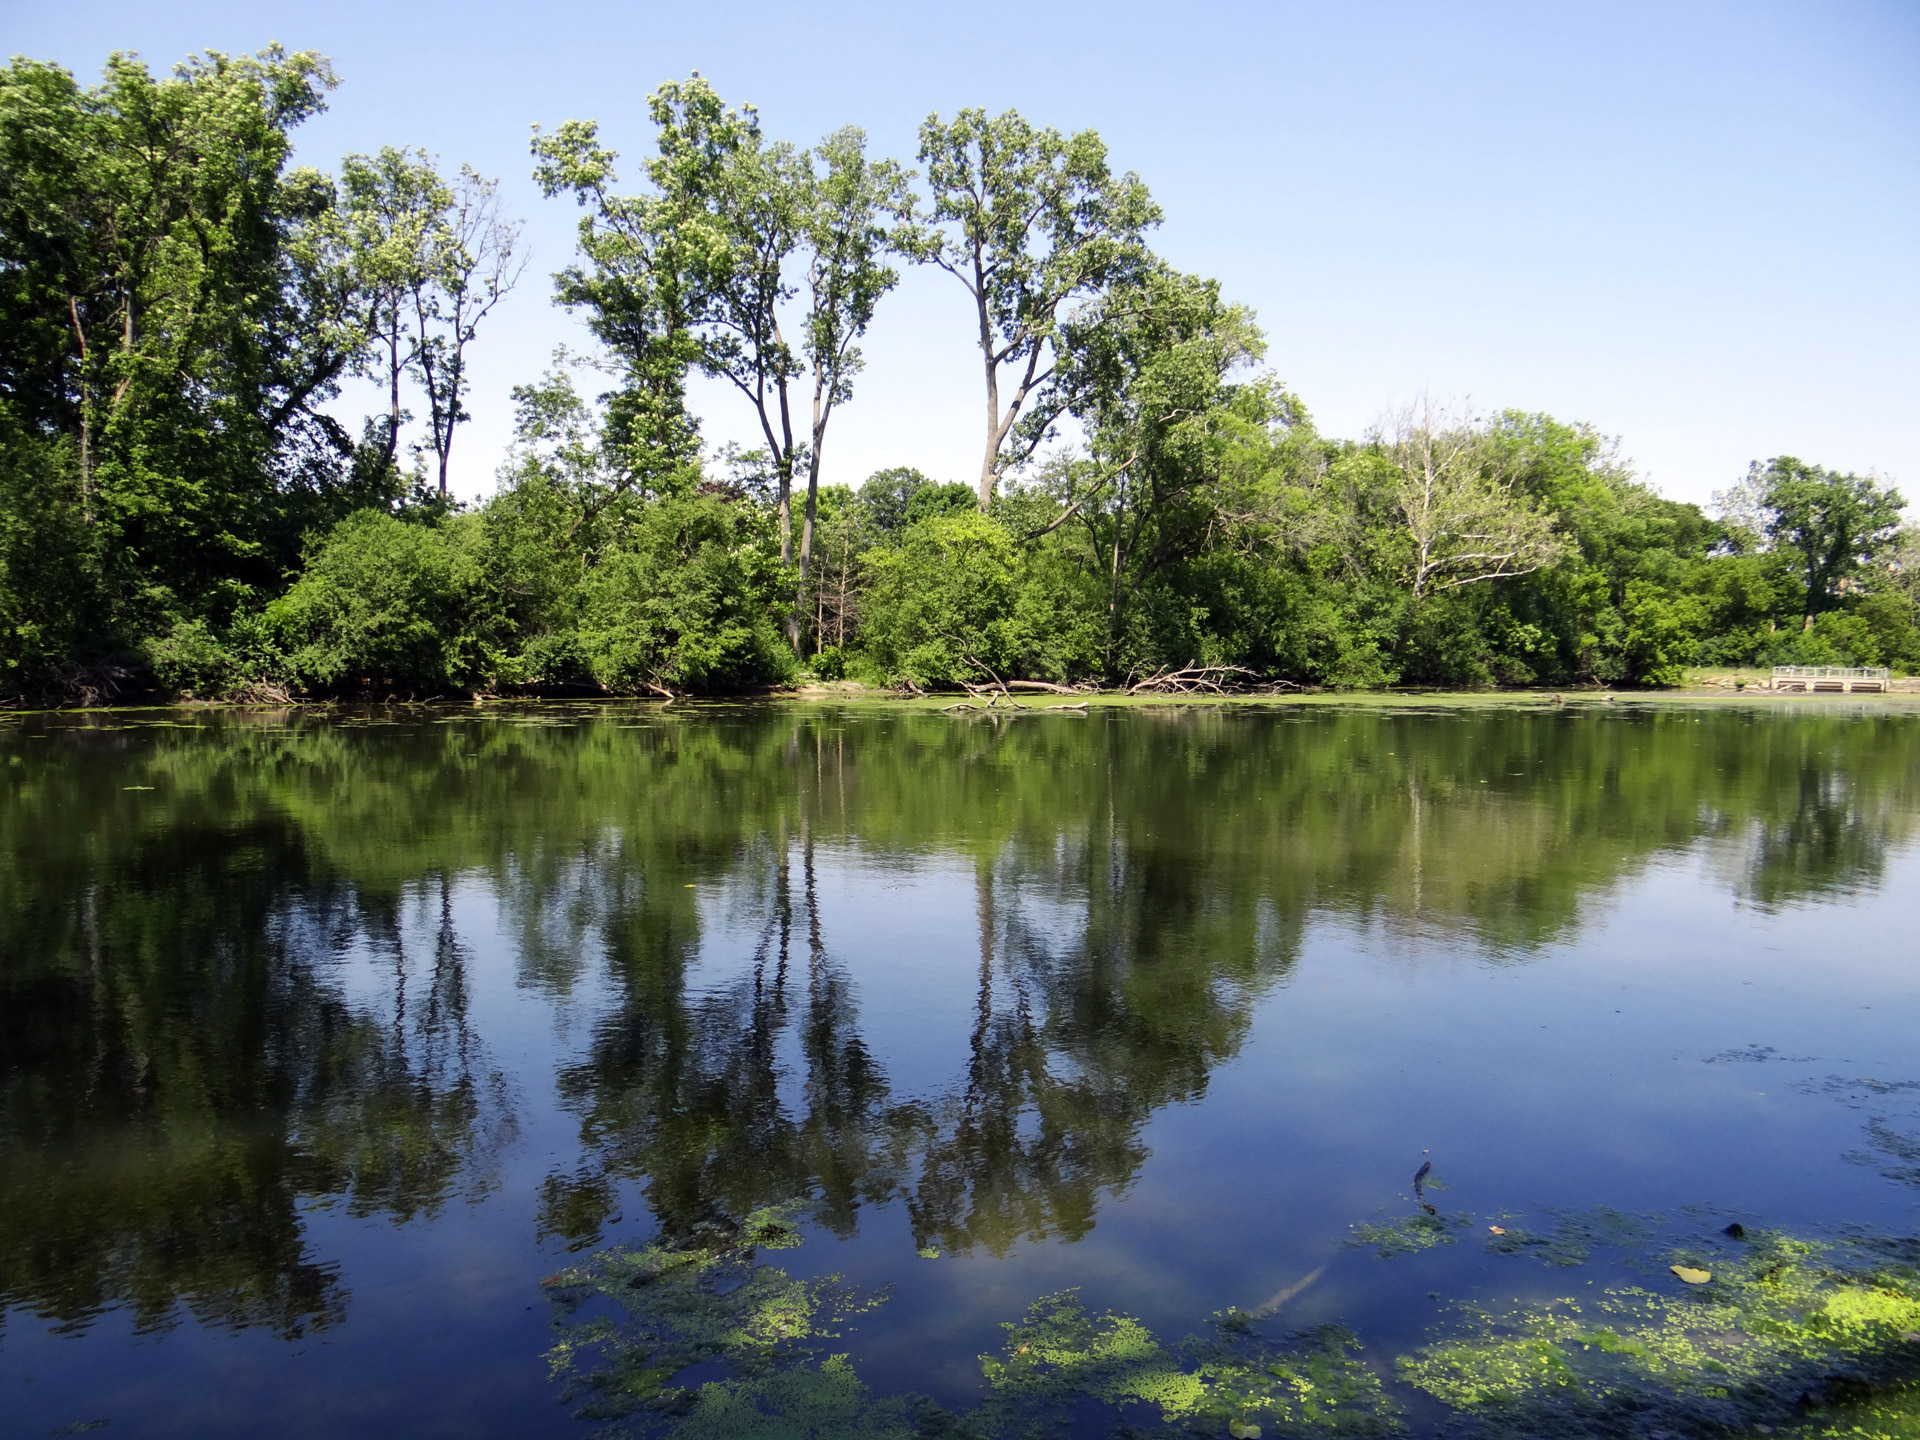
left=336, top=147, right=447, bottom=479
left=631, top=80, right=915, bottom=651
left=531, top=77, right=747, bottom=499
left=792, top=127, right=914, bottom=651
left=1043, top=266, right=1273, bottom=670
left=0, top=46, right=356, bottom=679
left=1751, top=457, right=1905, bottom=626
left=409, top=164, right=524, bottom=495
left=918, top=108, right=1159, bottom=508
left=691, top=106, right=809, bottom=563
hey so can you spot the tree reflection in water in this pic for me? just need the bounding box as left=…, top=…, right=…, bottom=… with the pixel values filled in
left=0, top=727, right=512, bottom=1336
left=528, top=705, right=1920, bottom=1257
left=0, top=702, right=1914, bottom=1336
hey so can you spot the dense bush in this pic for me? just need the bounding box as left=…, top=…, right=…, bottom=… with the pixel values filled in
left=860, top=511, right=1101, bottom=687
left=571, top=496, right=794, bottom=695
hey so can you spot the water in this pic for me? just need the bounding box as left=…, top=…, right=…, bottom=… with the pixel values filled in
left=1, top=699, right=1917, bottom=1438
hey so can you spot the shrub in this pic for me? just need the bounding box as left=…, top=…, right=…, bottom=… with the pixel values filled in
left=573, top=496, right=793, bottom=694
left=861, top=512, right=1100, bottom=687
left=266, top=510, right=495, bottom=694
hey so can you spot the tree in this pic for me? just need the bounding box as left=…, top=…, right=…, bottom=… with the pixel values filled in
left=1041, top=266, right=1275, bottom=673
left=860, top=510, right=1097, bottom=686
left=336, top=147, right=446, bottom=478
left=858, top=467, right=939, bottom=536
left=918, top=108, right=1159, bottom=508
left=532, top=81, right=743, bottom=500
left=0, top=46, right=359, bottom=685
left=582, top=80, right=915, bottom=653
left=1377, top=400, right=1564, bottom=601
left=792, top=126, right=914, bottom=650
left=498, top=363, right=630, bottom=542
left=1750, top=457, right=1905, bottom=626
left=409, top=164, right=524, bottom=495
left=664, top=80, right=809, bottom=558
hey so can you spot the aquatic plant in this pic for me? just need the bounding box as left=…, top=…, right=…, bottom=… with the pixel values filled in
left=543, top=1205, right=887, bottom=1422
left=975, top=1290, right=1400, bottom=1439
left=545, top=1199, right=1920, bottom=1440
left=1481, top=1209, right=1653, bottom=1268
left=546, top=1217, right=1401, bottom=1438
left=1348, top=1211, right=1471, bottom=1258
left=1399, top=1229, right=1920, bottom=1439
left=659, top=1357, right=936, bottom=1440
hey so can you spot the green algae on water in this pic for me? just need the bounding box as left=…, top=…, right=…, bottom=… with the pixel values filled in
left=979, top=1290, right=1401, bottom=1440
left=542, top=1200, right=1920, bottom=1440
left=1399, top=1230, right=1920, bottom=1439
left=543, top=1205, right=887, bottom=1423
left=545, top=1216, right=1403, bottom=1439
left=1348, top=1211, right=1471, bottom=1258
left=1482, top=1209, right=1653, bottom=1267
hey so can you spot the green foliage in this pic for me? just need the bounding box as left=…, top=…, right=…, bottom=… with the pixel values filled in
left=245, top=487, right=792, bottom=698
left=0, top=46, right=371, bottom=691
left=1754, top=458, right=1906, bottom=622
left=268, top=509, right=495, bottom=693
left=918, top=105, right=1161, bottom=504
left=860, top=511, right=1100, bottom=686
left=573, top=495, right=796, bottom=693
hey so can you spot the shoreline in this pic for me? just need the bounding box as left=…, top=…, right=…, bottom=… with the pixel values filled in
left=8, top=681, right=1920, bottom=719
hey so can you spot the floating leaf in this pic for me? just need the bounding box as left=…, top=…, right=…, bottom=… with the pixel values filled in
left=1670, top=1265, right=1711, bottom=1285
left=1230, top=1421, right=1263, bottom=1439
left=1488, top=1226, right=1507, bottom=1235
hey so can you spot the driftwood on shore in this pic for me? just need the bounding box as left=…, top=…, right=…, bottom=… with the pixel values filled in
left=1126, top=664, right=1302, bottom=697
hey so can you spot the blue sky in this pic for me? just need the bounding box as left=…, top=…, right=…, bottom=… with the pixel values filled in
left=12, top=0, right=1918, bottom=506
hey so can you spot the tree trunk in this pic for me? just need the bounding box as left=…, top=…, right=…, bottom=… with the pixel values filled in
left=776, top=374, right=796, bottom=568
left=69, top=296, right=94, bottom=524
left=795, top=381, right=830, bottom=656
left=382, top=315, right=403, bottom=477
left=974, top=248, right=999, bottom=511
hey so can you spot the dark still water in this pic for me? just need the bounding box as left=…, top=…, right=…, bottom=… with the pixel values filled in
left=3, top=701, right=1918, bottom=1440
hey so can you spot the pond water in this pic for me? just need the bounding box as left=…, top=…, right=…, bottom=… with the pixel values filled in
left=2, top=699, right=1918, bottom=1440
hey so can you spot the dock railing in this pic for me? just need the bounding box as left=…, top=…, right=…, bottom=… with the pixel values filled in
left=1771, top=665, right=1890, bottom=693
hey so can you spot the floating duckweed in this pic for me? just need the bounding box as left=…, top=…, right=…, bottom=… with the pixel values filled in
left=544, top=1204, right=884, bottom=1423
left=1484, top=1209, right=1653, bottom=1267
left=1793, top=1382, right=1920, bottom=1440
left=1348, top=1211, right=1470, bottom=1258
left=666, top=1356, right=931, bottom=1440
left=1849, top=1121, right=1920, bottom=1188
left=545, top=1205, right=1920, bottom=1440
left=1399, top=1231, right=1920, bottom=1439
left=979, top=1291, right=1400, bottom=1438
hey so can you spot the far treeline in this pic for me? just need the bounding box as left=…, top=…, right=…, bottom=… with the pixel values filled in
left=2, top=48, right=1914, bottom=702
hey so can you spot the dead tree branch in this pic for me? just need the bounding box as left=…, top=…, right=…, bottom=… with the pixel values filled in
left=1126, top=664, right=1261, bottom=696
